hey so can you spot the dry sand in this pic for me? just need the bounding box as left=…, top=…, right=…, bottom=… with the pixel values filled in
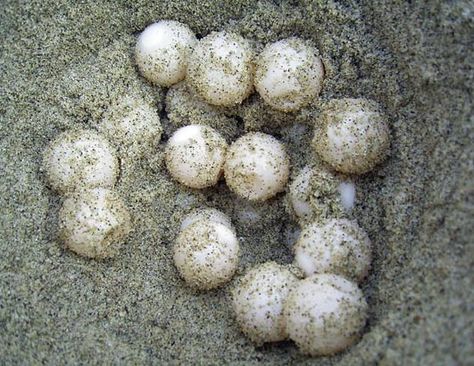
left=1, top=0, right=473, bottom=364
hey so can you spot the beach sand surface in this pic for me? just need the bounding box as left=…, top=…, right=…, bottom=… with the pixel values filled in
left=1, top=1, right=472, bottom=364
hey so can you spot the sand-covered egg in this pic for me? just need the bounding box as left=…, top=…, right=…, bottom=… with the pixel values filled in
left=173, top=219, right=240, bottom=290
left=224, top=132, right=290, bottom=201
left=313, top=98, right=390, bottom=175
left=187, top=31, right=254, bottom=106
left=165, top=125, right=228, bottom=189
left=254, top=38, right=324, bottom=112
left=98, top=95, right=162, bottom=154
left=135, top=20, right=197, bottom=86
left=180, top=208, right=233, bottom=231
left=294, top=219, right=371, bottom=282
left=58, top=188, right=131, bottom=259
left=42, top=129, right=119, bottom=194
left=232, top=262, right=298, bottom=344
left=288, top=166, right=352, bottom=225
left=284, top=274, right=368, bottom=356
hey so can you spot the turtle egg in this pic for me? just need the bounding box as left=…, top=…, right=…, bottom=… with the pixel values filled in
left=135, top=20, right=197, bottom=86
left=313, top=98, right=390, bottom=175
left=288, top=166, right=348, bottom=225
left=232, top=262, right=298, bottom=344
left=98, top=95, right=162, bottom=154
left=165, top=125, right=228, bottom=189
left=173, top=219, right=240, bottom=290
left=58, top=188, right=131, bottom=259
left=42, top=129, right=118, bottom=194
left=294, top=219, right=371, bottom=282
left=224, top=132, right=290, bottom=201
left=187, top=31, right=254, bottom=106
left=254, top=38, right=324, bottom=112
left=338, top=181, right=356, bottom=211
left=180, top=208, right=233, bottom=231
left=283, top=274, right=368, bottom=356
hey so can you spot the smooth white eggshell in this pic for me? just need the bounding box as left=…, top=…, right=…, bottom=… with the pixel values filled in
left=165, top=125, right=228, bottom=189
left=173, top=219, right=240, bottom=290
left=58, top=188, right=131, bottom=259
left=187, top=31, right=254, bottom=106
left=42, top=129, right=119, bottom=194
left=284, top=274, right=368, bottom=356
left=255, top=38, right=324, bottom=112
left=313, top=98, right=390, bottom=174
left=135, top=20, right=197, bottom=86
left=338, top=181, right=356, bottom=211
left=294, top=219, right=371, bottom=282
left=224, top=132, right=290, bottom=201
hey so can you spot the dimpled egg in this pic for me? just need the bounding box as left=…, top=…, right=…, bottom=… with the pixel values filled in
left=224, top=132, right=290, bottom=201
left=293, top=218, right=371, bottom=282
left=284, top=274, right=368, bottom=356
left=187, top=31, right=254, bottom=106
left=165, top=125, right=228, bottom=189
left=42, top=129, right=119, bottom=194
left=254, top=38, right=324, bottom=112
left=232, top=262, right=299, bottom=344
left=313, top=98, right=390, bottom=175
left=135, top=20, right=197, bottom=86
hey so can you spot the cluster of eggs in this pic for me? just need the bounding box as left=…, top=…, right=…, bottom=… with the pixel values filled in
left=42, top=19, right=391, bottom=357
left=42, top=129, right=132, bottom=259
left=42, top=94, right=165, bottom=258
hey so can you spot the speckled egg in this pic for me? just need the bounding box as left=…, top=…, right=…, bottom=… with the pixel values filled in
left=58, top=187, right=131, bottom=259
left=313, top=98, right=390, bottom=174
left=284, top=274, right=368, bottom=356
left=232, top=262, right=299, bottom=344
left=293, top=218, right=371, bottom=282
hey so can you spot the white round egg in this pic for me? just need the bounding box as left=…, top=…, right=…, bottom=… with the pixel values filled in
left=180, top=208, right=233, bottom=231
left=173, top=219, right=240, bottom=290
left=98, top=95, right=162, bottom=154
left=254, top=38, right=324, bottom=112
left=42, top=129, right=119, bottom=194
left=187, top=31, right=254, bottom=106
left=284, top=274, right=368, bottom=356
left=165, top=125, right=228, bottom=189
left=232, top=262, right=298, bottom=344
left=224, top=132, right=290, bottom=201
left=58, top=188, right=132, bottom=259
left=313, top=98, right=390, bottom=175
left=294, top=219, right=371, bottom=282
left=135, top=20, right=197, bottom=86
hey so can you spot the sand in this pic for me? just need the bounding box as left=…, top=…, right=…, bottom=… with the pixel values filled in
left=1, top=0, right=473, bottom=364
